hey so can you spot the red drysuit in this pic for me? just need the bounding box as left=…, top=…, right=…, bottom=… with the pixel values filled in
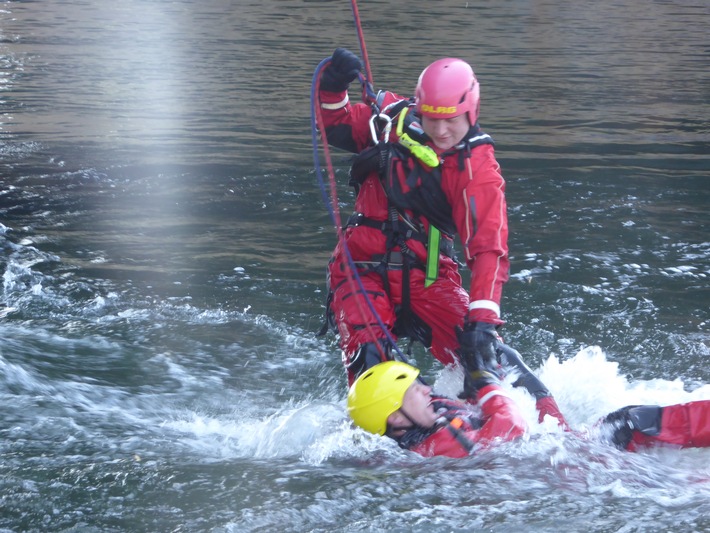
left=401, top=385, right=526, bottom=459
left=319, top=87, right=509, bottom=383
left=396, top=394, right=710, bottom=458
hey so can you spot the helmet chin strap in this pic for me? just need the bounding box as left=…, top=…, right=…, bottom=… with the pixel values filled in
left=385, top=407, right=419, bottom=436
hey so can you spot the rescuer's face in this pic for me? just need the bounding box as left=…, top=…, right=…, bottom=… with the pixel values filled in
left=421, top=113, right=469, bottom=151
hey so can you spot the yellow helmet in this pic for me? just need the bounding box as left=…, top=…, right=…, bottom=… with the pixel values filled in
left=346, top=361, right=420, bottom=435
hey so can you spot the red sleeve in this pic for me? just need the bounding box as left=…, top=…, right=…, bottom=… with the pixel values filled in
left=473, top=384, right=527, bottom=443
left=407, top=387, right=526, bottom=458
left=444, top=144, right=509, bottom=324
left=318, top=89, right=405, bottom=153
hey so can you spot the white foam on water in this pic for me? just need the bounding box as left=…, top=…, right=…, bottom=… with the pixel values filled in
left=163, top=401, right=357, bottom=462
left=537, top=345, right=710, bottom=429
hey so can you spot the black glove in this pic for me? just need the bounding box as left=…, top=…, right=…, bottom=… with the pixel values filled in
left=320, top=48, right=362, bottom=92
left=457, top=322, right=499, bottom=371
left=456, top=323, right=501, bottom=399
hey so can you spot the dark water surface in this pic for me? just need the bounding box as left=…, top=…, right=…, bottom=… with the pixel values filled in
left=1, top=0, right=709, bottom=531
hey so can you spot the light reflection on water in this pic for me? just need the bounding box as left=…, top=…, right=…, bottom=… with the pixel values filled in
left=1, top=0, right=710, bottom=531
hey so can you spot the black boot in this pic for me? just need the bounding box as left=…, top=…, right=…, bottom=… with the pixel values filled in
left=601, top=405, right=662, bottom=450
left=346, top=339, right=392, bottom=381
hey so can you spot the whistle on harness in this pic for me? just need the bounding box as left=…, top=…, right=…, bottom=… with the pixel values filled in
left=396, top=108, right=440, bottom=168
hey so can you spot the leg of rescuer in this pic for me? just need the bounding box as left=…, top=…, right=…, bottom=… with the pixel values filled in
left=328, top=255, right=397, bottom=386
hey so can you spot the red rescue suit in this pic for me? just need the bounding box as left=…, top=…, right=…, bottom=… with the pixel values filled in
left=398, top=385, right=527, bottom=459
left=605, top=400, right=710, bottom=451
left=319, top=88, right=509, bottom=378
left=396, top=395, right=710, bottom=459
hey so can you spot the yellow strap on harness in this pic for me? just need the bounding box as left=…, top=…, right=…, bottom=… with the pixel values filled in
left=425, top=225, right=440, bottom=288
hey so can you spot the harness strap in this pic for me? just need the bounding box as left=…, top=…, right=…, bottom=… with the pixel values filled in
left=352, top=252, right=423, bottom=271
left=445, top=417, right=476, bottom=454
left=345, top=212, right=455, bottom=260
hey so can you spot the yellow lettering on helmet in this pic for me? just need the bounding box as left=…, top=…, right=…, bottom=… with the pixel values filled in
left=421, top=104, right=458, bottom=114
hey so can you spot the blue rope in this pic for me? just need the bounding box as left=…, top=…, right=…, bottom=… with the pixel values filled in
left=310, top=59, right=335, bottom=215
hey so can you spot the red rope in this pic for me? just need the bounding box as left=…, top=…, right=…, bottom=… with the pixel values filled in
left=312, top=71, right=344, bottom=233
left=313, top=68, right=387, bottom=360
left=350, top=0, right=374, bottom=104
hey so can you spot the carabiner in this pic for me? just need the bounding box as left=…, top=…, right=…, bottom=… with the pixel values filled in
left=369, top=113, right=392, bottom=144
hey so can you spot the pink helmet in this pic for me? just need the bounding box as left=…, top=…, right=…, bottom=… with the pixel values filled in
left=415, top=58, right=480, bottom=125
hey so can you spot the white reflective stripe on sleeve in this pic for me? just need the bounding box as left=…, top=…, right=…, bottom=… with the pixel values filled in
left=468, top=300, right=500, bottom=317
left=477, top=388, right=508, bottom=408
left=320, top=94, right=349, bottom=110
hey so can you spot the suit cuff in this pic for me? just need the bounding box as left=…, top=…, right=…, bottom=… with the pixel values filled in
left=320, top=93, right=349, bottom=110
left=468, top=300, right=500, bottom=317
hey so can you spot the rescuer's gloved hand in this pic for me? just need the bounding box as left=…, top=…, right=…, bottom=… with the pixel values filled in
left=457, top=322, right=500, bottom=373
left=320, top=48, right=362, bottom=92
left=456, top=324, right=501, bottom=400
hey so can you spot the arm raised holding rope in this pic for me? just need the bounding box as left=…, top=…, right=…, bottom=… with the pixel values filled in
left=318, top=48, right=408, bottom=153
